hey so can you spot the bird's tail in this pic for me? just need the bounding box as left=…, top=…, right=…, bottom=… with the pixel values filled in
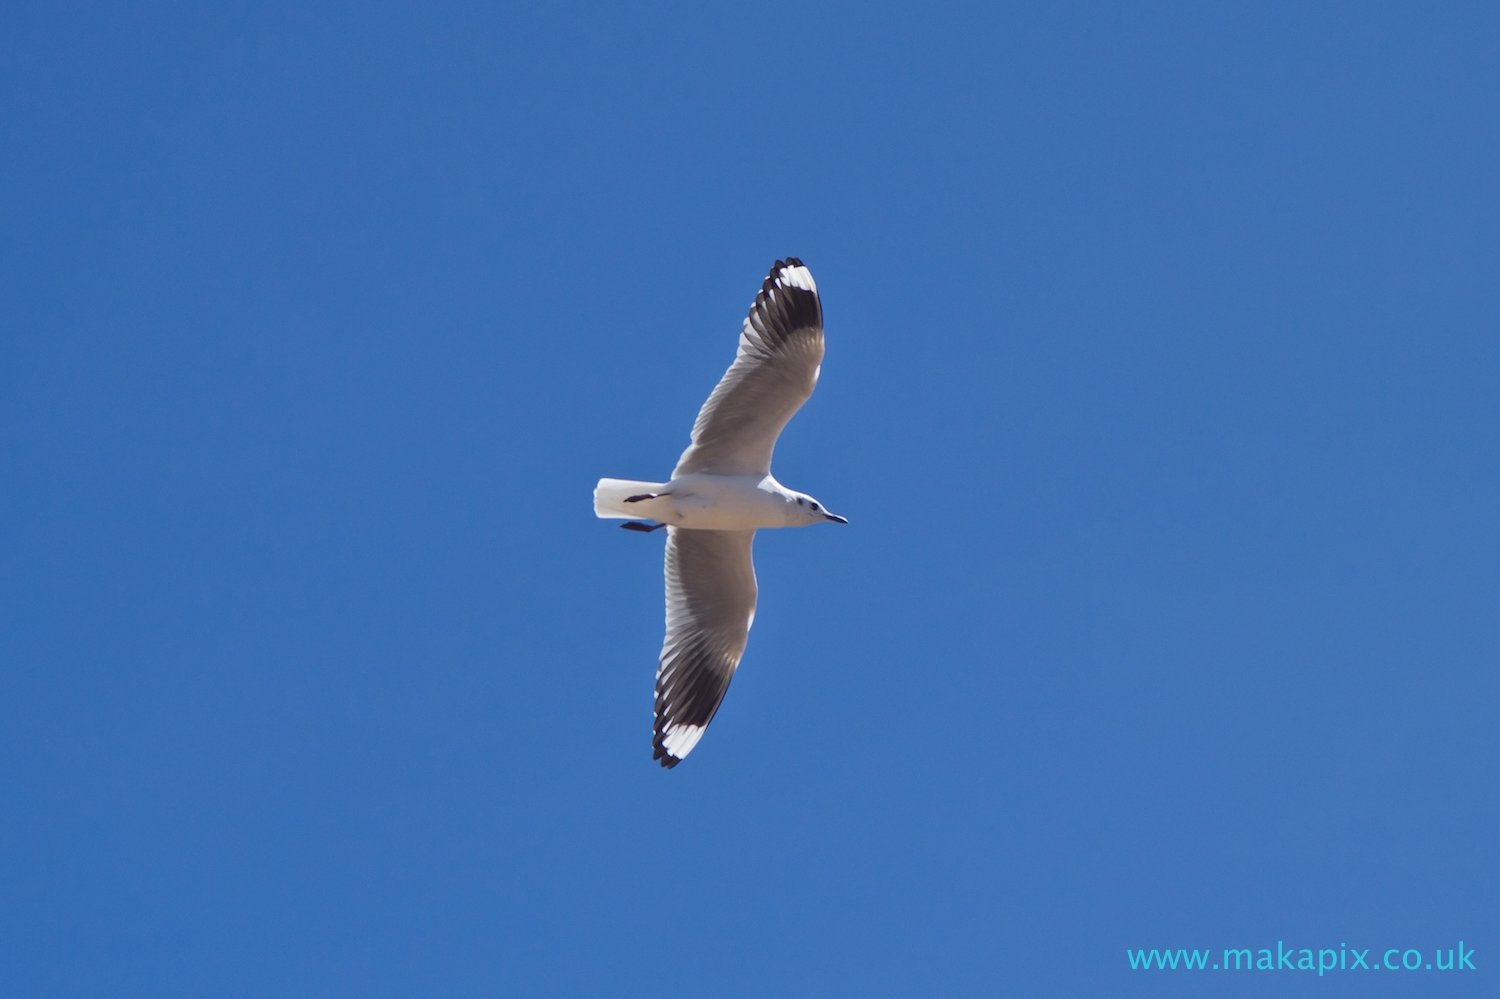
left=594, top=478, right=669, bottom=519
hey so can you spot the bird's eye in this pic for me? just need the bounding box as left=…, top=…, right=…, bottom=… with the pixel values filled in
left=811, top=503, right=820, bottom=511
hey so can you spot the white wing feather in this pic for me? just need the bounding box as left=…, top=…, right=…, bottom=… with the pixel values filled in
left=653, top=527, right=757, bottom=767
left=672, top=260, right=824, bottom=478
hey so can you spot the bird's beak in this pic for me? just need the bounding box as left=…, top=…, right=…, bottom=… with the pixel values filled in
left=823, top=512, right=849, bottom=524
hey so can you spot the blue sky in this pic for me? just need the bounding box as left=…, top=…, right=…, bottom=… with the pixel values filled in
left=2, top=2, right=1496, bottom=996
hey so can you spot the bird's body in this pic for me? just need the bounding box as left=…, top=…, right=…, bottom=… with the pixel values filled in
left=595, top=472, right=836, bottom=531
left=594, top=258, right=844, bottom=768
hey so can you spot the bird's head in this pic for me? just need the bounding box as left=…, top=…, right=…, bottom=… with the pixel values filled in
left=788, top=492, right=848, bottom=527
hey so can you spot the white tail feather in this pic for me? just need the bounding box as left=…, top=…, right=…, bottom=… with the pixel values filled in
left=594, top=478, right=668, bottom=519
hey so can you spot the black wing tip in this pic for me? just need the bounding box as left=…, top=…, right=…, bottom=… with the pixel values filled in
left=652, top=741, right=682, bottom=768
left=761, top=257, right=810, bottom=294
left=752, top=257, right=822, bottom=335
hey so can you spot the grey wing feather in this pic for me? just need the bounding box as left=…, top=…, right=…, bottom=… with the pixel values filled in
left=653, top=526, right=758, bottom=768
left=673, top=259, right=824, bottom=478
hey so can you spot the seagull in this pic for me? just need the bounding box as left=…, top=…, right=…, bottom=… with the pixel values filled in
left=594, top=258, right=846, bottom=768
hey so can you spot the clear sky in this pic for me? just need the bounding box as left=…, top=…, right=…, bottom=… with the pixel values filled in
left=2, top=3, right=1496, bottom=996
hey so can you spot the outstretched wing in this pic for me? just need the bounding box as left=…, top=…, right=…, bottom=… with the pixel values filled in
left=654, top=527, right=757, bottom=768
left=673, top=258, right=824, bottom=477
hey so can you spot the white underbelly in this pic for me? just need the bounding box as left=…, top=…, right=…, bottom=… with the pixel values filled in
left=650, top=473, right=789, bottom=530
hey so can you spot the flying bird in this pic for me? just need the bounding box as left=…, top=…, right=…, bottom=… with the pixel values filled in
left=594, top=258, right=846, bottom=768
